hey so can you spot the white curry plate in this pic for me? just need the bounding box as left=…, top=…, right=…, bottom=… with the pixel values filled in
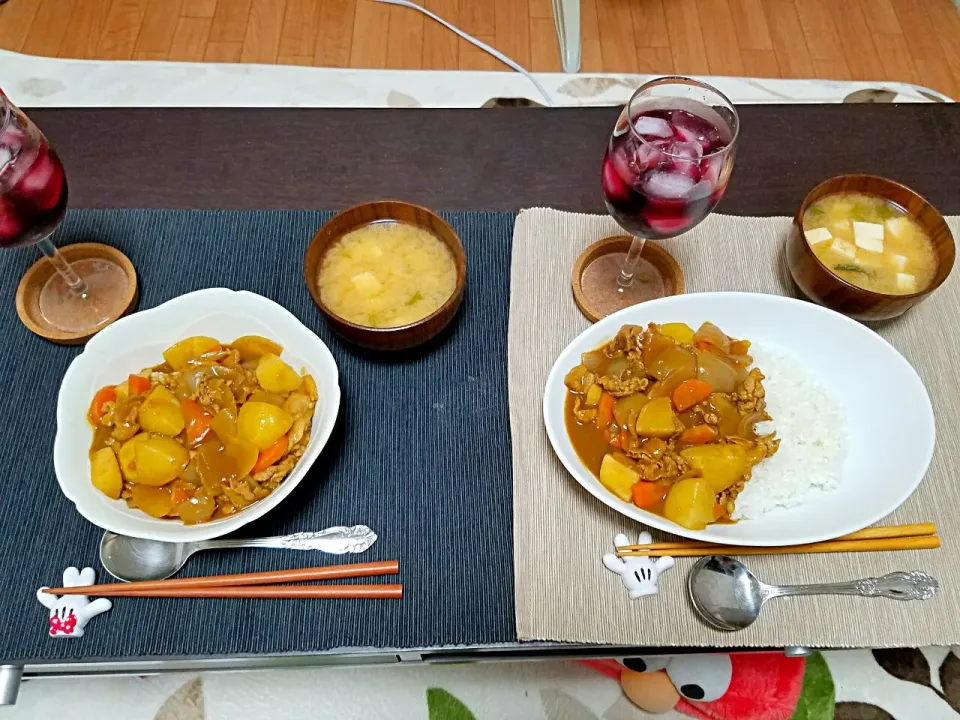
left=55, top=288, right=341, bottom=542
left=543, top=292, right=934, bottom=546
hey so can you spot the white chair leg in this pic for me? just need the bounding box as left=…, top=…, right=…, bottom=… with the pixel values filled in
left=553, top=0, right=581, bottom=73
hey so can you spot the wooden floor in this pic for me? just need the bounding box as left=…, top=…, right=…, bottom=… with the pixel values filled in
left=2, top=0, right=960, bottom=98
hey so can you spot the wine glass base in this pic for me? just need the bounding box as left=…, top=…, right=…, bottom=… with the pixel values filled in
left=572, top=236, right=684, bottom=323
left=39, top=257, right=130, bottom=334
left=16, top=243, right=138, bottom=344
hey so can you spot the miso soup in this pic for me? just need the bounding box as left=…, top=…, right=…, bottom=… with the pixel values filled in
left=318, top=221, right=457, bottom=328
left=801, top=192, right=937, bottom=295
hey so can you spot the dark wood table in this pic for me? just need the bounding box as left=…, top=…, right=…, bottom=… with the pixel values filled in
left=8, top=103, right=959, bottom=695
left=28, top=105, right=960, bottom=216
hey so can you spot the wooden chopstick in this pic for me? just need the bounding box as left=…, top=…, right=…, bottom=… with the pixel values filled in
left=46, top=584, right=404, bottom=599
left=45, top=560, right=399, bottom=596
left=617, top=523, right=937, bottom=555
left=617, top=535, right=940, bottom=557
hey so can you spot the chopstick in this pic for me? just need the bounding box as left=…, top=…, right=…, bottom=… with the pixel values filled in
left=49, top=584, right=404, bottom=599
left=617, top=524, right=939, bottom=557
left=45, top=560, right=399, bottom=596
left=618, top=535, right=939, bottom=557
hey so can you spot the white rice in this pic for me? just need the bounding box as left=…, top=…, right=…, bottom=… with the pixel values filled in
left=732, top=346, right=848, bottom=520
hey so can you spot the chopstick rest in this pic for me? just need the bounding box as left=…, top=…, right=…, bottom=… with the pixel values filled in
left=36, top=567, right=112, bottom=638
left=603, top=531, right=674, bottom=600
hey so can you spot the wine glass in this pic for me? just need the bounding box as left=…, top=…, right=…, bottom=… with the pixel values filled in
left=0, top=91, right=130, bottom=335
left=592, top=77, right=739, bottom=316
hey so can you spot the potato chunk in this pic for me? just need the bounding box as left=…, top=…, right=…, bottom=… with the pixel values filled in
left=134, top=435, right=189, bottom=486
left=90, top=447, right=123, bottom=499
left=635, top=397, right=677, bottom=438
left=231, top=335, right=284, bottom=362
left=162, top=336, right=221, bottom=370
left=237, top=401, right=293, bottom=450
left=138, top=386, right=185, bottom=437
left=256, top=354, right=302, bottom=394
left=599, top=452, right=640, bottom=502
left=679, top=444, right=748, bottom=493
left=664, top=478, right=716, bottom=530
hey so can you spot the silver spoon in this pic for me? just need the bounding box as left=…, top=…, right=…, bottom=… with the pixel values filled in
left=688, top=555, right=938, bottom=631
left=100, top=525, right=378, bottom=582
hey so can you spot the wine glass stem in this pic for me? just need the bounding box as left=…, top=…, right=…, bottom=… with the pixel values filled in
left=37, top=236, right=88, bottom=297
left=617, top=236, right=647, bottom=288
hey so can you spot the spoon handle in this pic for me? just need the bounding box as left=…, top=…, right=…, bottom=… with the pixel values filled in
left=770, top=571, right=939, bottom=601
left=198, top=525, right=378, bottom=554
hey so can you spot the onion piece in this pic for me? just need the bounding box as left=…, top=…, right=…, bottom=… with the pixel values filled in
left=737, top=412, right=766, bottom=439
left=581, top=350, right=606, bottom=372
left=695, top=349, right=739, bottom=393
left=694, top=322, right=731, bottom=353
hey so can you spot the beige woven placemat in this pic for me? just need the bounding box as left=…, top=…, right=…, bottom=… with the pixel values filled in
left=509, top=208, right=960, bottom=648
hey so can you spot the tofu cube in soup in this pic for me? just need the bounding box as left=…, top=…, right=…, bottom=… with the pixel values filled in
left=804, top=227, right=832, bottom=246
left=853, top=222, right=884, bottom=252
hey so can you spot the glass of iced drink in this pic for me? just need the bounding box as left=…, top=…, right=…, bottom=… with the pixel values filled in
left=0, top=90, right=131, bottom=334
left=597, top=77, right=739, bottom=311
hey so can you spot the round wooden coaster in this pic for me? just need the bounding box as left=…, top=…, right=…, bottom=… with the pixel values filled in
left=16, top=243, right=139, bottom=345
left=572, top=236, right=684, bottom=323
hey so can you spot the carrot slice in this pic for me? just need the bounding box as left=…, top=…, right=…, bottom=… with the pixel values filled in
left=87, top=386, right=117, bottom=426
left=181, top=399, right=213, bottom=446
left=672, top=379, right=713, bottom=412
left=597, top=392, right=616, bottom=429
left=127, top=374, right=151, bottom=395
left=171, top=484, right=191, bottom=505
left=632, top=482, right=667, bottom=508
left=679, top=424, right=718, bottom=445
left=252, top=435, right=288, bottom=474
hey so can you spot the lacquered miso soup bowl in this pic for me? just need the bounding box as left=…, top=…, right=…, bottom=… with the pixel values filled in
left=304, top=201, right=467, bottom=351
left=786, top=175, right=954, bottom=321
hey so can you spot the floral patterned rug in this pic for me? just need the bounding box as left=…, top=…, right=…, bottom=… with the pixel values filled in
left=9, top=648, right=960, bottom=719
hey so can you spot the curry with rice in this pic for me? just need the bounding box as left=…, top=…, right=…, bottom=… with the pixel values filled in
left=564, top=321, right=779, bottom=530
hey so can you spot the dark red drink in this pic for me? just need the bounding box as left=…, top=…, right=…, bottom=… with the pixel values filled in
left=0, top=110, right=68, bottom=249
left=601, top=105, right=734, bottom=239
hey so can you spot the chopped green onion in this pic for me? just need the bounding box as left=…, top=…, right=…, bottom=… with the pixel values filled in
left=834, top=263, right=869, bottom=274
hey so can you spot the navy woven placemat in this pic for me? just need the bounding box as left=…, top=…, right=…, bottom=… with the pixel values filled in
left=0, top=209, right=517, bottom=662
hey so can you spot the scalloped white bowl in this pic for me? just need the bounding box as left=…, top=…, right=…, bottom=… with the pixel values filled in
left=54, top=288, right=341, bottom=542
left=543, top=292, right=935, bottom=546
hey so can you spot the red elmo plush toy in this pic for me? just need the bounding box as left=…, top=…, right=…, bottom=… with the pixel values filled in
left=580, top=651, right=805, bottom=719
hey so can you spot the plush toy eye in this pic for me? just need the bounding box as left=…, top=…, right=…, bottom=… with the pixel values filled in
left=620, top=655, right=671, bottom=673
left=665, top=654, right=732, bottom=702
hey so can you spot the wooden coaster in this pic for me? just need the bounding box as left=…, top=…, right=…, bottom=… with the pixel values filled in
left=16, top=243, right=138, bottom=345
left=572, top=236, right=684, bottom=323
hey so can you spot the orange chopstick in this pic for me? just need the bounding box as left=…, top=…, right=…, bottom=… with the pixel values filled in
left=616, top=523, right=937, bottom=556
left=45, top=560, right=399, bottom=595
left=617, top=535, right=939, bottom=557
left=49, top=584, right=404, bottom=599
left=617, top=523, right=937, bottom=554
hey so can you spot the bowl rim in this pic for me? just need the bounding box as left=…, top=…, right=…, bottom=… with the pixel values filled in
left=303, top=200, right=467, bottom=335
left=794, top=173, right=956, bottom=301
left=53, top=288, right=342, bottom=542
